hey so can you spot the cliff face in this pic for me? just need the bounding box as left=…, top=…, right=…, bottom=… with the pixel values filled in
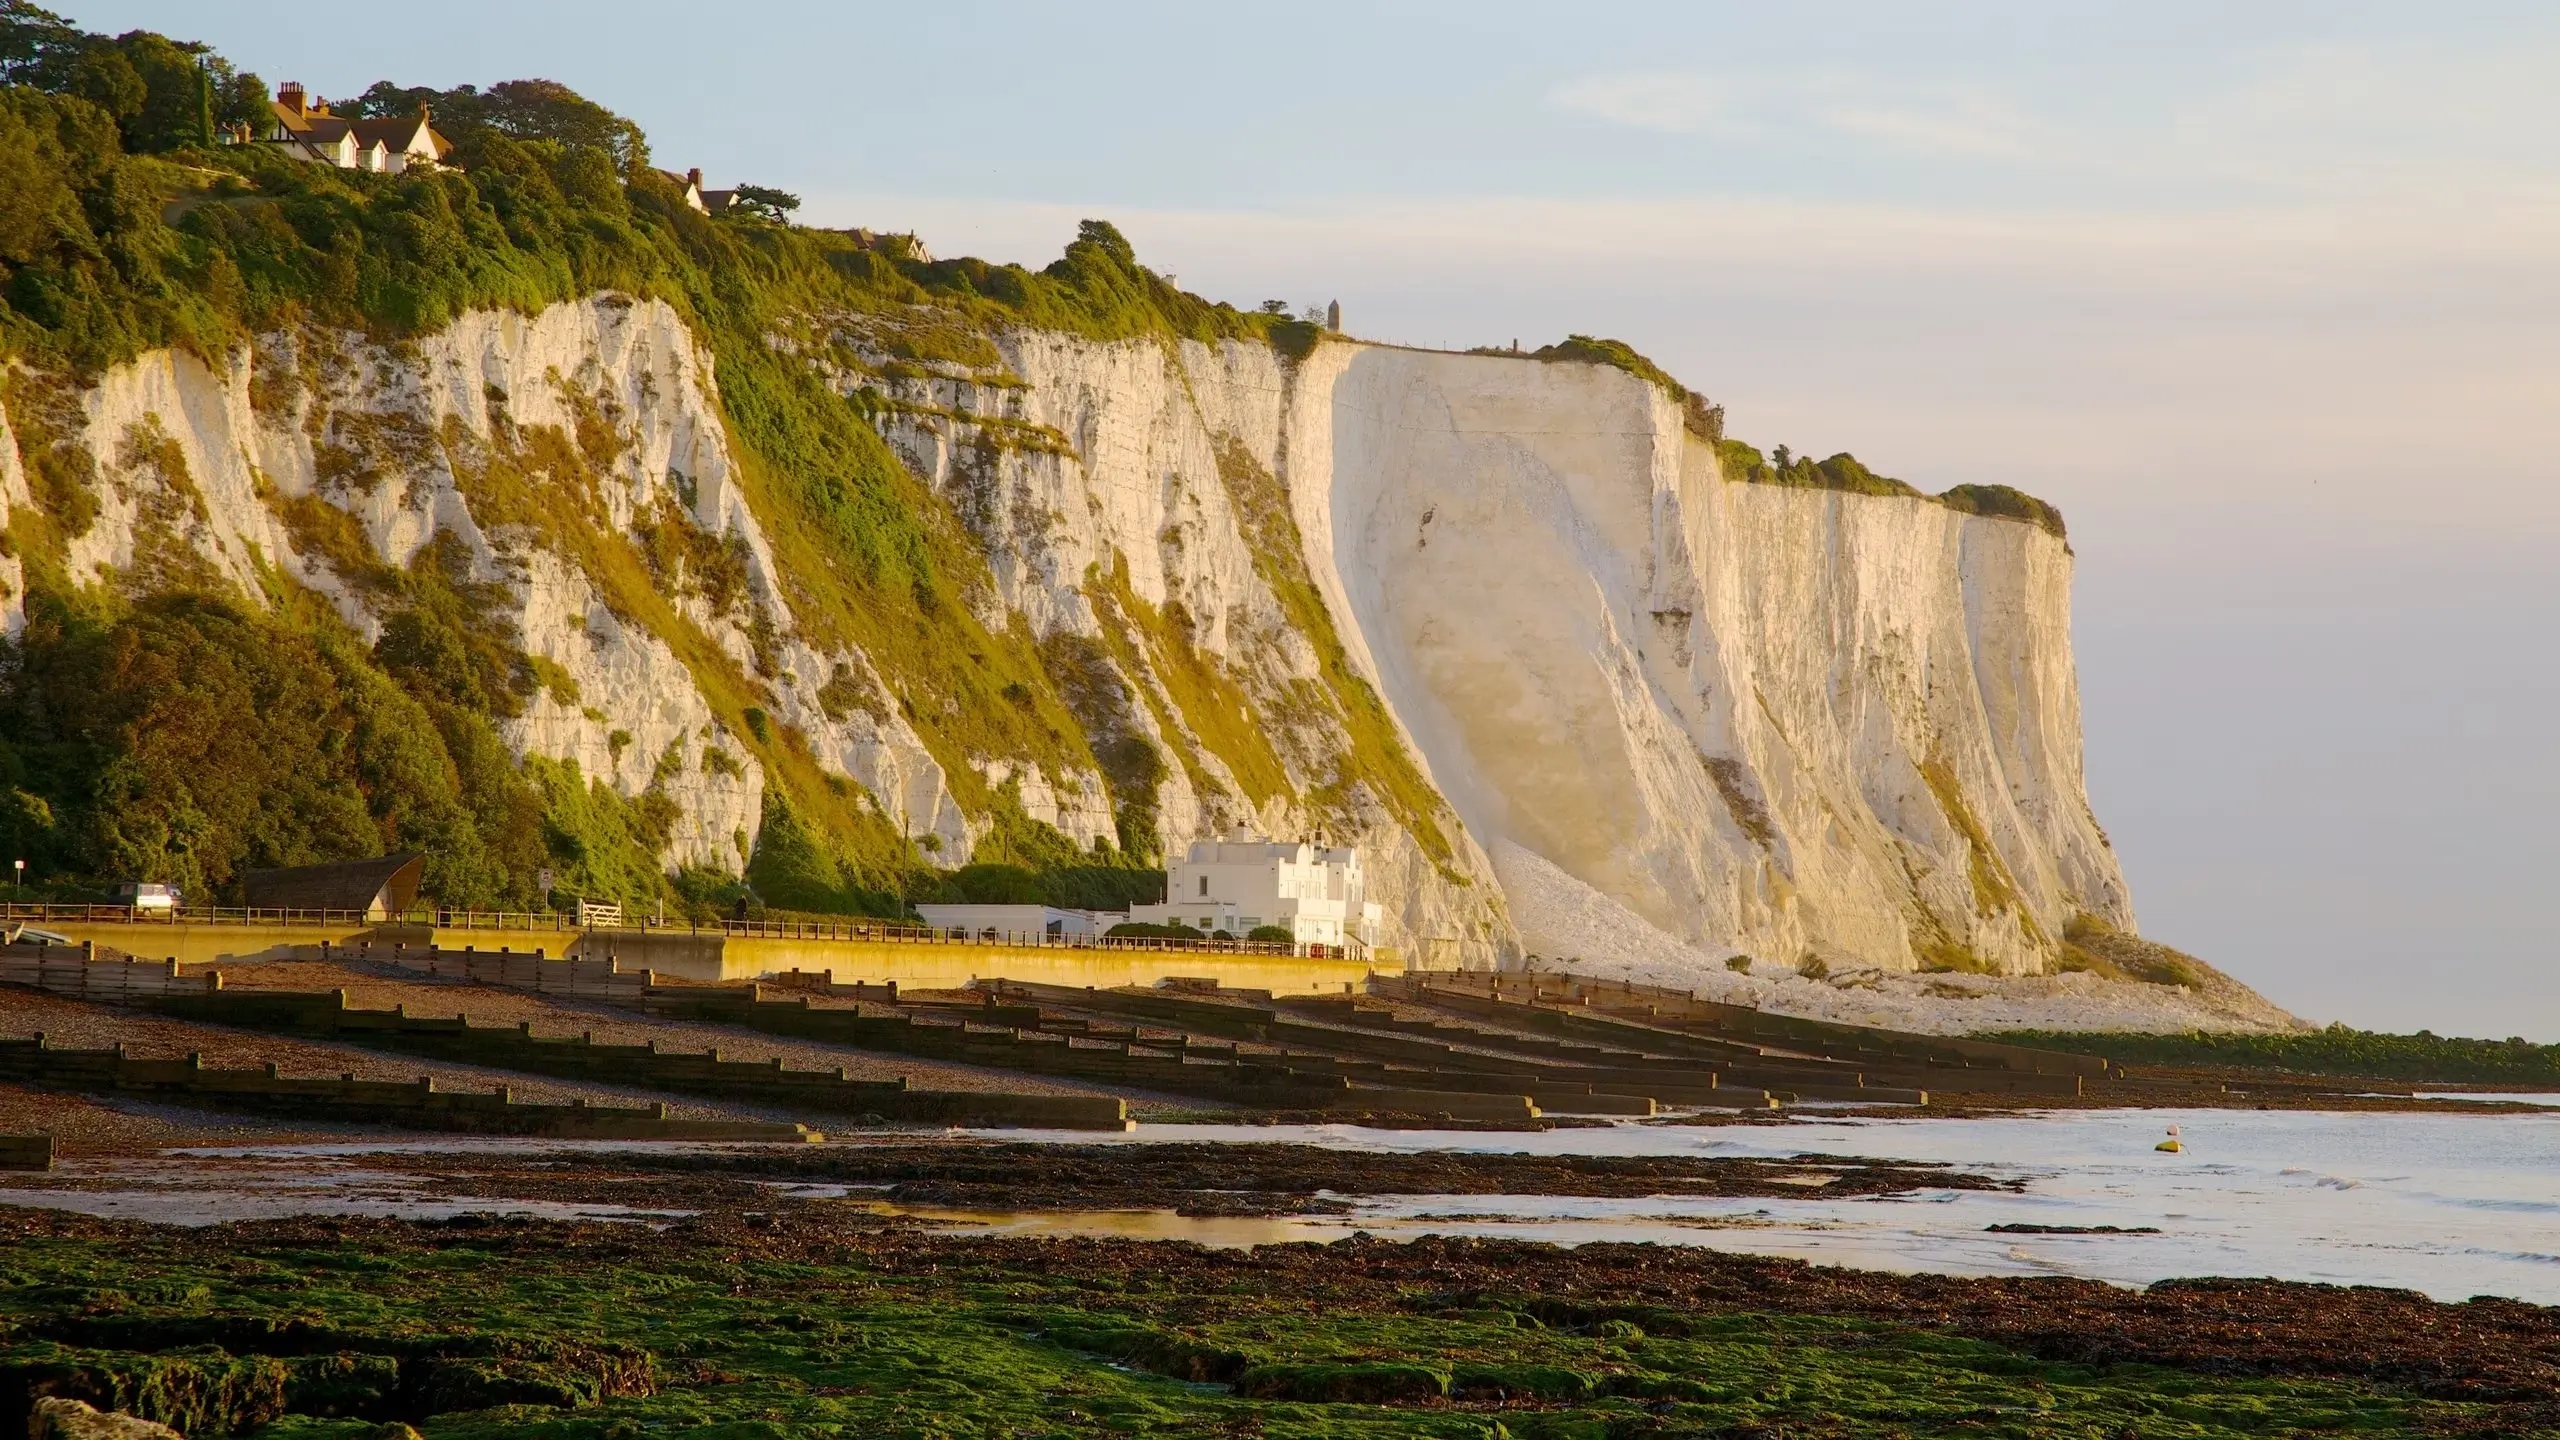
left=0, top=295, right=2131, bottom=975
left=840, top=323, right=1508, bottom=959
left=1299, top=348, right=2130, bottom=974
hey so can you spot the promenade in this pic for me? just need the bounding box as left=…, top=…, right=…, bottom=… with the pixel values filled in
left=0, top=905, right=1387, bottom=994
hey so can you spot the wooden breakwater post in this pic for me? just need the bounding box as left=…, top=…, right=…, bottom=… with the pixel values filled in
left=0, top=1132, right=52, bottom=1171
left=0, top=1033, right=824, bottom=1143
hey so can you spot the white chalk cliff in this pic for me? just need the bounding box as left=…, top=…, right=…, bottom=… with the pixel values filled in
left=1304, top=348, right=2129, bottom=975
left=871, top=332, right=2131, bottom=975
left=0, top=294, right=2140, bottom=980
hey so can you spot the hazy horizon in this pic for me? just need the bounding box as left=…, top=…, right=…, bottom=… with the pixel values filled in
left=84, top=1, right=2560, bottom=1037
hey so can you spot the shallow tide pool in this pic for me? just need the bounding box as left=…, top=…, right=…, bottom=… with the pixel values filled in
left=908, top=1107, right=2560, bottom=1303
left=6, top=1107, right=2554, bottom=1303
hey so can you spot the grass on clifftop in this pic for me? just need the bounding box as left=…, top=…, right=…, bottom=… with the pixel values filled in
left=1939, top=481, right=2069, bottom=539
left=1524, top=334, right=2069, bottom=539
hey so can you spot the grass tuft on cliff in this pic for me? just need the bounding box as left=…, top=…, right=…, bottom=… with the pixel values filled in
left=1530, top=334, right=1693, bottom=399
left=1524, top=334, right=2069, bottom=537
left=1939, top=481, right=2068, bottom=539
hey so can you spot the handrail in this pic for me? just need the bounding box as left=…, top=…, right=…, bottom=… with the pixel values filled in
left=4, top=903, right=383, bottom=926
left=1, top=902, right=1360, bottom=961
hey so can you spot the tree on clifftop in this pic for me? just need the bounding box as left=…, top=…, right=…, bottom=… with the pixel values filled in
left=349, top=77, right=647, bottom=171
left=1072, top=218, right=1136, bottom=269
left=727, top=183, right=799, bottom=224
left=0, top=1, right=87, bottom=89
left=0, top=7, right=232, bottom=154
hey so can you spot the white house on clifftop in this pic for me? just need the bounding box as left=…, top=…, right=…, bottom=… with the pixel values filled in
left=248, top=84, right=453, bottom=173
left=657, top=167, right=739, bottom=215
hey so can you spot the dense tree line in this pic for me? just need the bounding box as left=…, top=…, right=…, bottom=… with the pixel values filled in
left=0, top=1, right=269, bottom=154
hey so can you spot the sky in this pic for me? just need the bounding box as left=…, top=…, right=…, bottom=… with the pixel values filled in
left=86, top=1, right=2560, bottom=1037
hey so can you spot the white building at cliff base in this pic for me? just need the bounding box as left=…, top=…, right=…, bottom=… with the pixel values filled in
left=1128, top=838, right=1382, bottom=951
left=913, top=903, right=1109, bottom=939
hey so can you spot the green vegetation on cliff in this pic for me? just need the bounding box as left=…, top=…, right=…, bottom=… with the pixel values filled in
left=1530, top=334, right=1693, bottom=400
left=1714, top=440, right=1924, bottom=499
left=1939, top=481, right=2069, bottom=539
left=1525, top=334, right=2069, bottom=539
left=0, top=8, right=1305, bottom=914
left=1213, top=439, right=1456, bottom=868
left=0, top=590, right=545, bottom=907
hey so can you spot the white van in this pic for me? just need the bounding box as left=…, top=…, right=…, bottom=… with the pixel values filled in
left=110, top=882, right=181, bottom=912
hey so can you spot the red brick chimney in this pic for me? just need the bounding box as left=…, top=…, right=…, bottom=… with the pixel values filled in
left=278, top=82, right=306, bottom=118
left=687, top=167, right=702, bottom=189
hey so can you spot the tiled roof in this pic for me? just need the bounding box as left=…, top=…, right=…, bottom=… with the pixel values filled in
left=271, top=104, right=452, bottom=158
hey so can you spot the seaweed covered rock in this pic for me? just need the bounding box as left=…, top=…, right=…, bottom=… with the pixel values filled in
left=3, top=1349, right=286, bottom=1437
left=27, top=1399, right=184, bottom=1440
left=1233, top=1361, right=1451, bottom=1403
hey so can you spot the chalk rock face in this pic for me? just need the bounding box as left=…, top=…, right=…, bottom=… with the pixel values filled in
left=0, top=294, right=2132, bottom=975
left=846, top=329, right=1511, bottom=959
left=1297, top=348, right=2130, bottom=973
left=859, top=330, right=2128, bottom=972
left=2, top=297, right=968, bottom=870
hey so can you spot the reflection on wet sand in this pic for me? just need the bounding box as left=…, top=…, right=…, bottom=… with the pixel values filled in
left=845, top=1197, right=1331, bottom=1248
left=1, top=1106, right=2553, bottom=1302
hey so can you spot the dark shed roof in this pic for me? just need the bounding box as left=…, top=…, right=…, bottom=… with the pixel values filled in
left=240, top=854, right=425, bottom=917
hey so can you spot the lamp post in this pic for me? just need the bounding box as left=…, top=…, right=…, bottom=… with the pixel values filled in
left=11, top=858, right=20, bottom=899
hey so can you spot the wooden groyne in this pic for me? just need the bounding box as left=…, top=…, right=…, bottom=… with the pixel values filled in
left=0, top=1034, right=820, bottom=1142
left=146, top=989, right=1133, bottom=1131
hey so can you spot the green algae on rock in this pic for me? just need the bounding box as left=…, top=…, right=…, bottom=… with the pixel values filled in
left=1, top=1210, right=2550, bottom=1438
